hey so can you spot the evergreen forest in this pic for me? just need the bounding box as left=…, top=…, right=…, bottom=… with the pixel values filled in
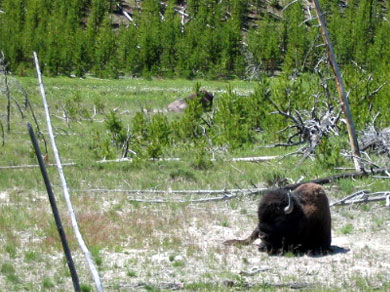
left=1, top=3, right=390, bottom=290
left=0, top=0, right=388, bottom=79
left=0, top=0, right=389, bottom=127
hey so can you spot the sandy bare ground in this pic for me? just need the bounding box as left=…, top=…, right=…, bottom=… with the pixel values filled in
left=1, top=189, right=389, bottom=291
left=99, top=199, right=390, bottom=291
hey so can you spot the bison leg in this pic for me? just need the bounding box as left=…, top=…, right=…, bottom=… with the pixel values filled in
left=223, top=226, right=259, bottom=246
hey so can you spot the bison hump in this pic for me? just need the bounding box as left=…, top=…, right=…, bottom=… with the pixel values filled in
left=167, top=98, right=188, bottom=112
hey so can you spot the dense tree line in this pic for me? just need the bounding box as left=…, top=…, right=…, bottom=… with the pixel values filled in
left=0, top=0, right=388, bottom=80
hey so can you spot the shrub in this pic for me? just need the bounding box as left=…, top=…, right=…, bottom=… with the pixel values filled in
left=212, top=85, right=265, bottom=149
left=105, top=110, right=127, bottom=148
left=190, top=138, right=213, bottom=170
left=315, top=136, right=345, bottom=169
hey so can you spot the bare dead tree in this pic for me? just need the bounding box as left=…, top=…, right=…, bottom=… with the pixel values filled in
left=0, top=51, right=11, bottom=132
left=121, top=125, right=132, bottom=159
left=358, top=113, right=390, bottom=157
left=9, top=95, right=25, bottom=119
left=244, top=48, right=262, bottom=81
left=0, top=52, right=49, bottom=151
left=0, top=119, right=4, bottom=146
left=266, top=93, right=341, bottom=161
left=309, top=0, right=362, bottom=171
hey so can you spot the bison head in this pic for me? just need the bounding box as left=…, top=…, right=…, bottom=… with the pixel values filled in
left=257, top=189, right=307, bottom=253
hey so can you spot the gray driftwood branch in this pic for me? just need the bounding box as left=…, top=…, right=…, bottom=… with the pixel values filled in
left=0, top=155, right=278, bottom=170
left=330, top=190, right=390, bottom=207
left=0, top=162, right=76, bottom=170
left=72, top=168, right=390, bottom=204
left=74, top=187, right=266, bottom=195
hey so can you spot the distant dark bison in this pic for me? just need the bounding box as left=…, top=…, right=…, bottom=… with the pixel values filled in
left=167, top=90, right=214, bottom=112
left=224, top=183, right=331, bottom=254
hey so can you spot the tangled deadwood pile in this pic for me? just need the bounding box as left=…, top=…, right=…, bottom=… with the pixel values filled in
left=359, top=116, right=390, bottom=157
left=267, top=94, right=341, bottom=160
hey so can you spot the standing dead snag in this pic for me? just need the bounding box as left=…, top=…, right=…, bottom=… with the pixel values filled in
left=0, top=120, right=4, bottom=146
left=0, top=51, right=47, bottom=150
left=0, top=51, right=11, bottom=132
left=309, top=0, right=361, bottom=171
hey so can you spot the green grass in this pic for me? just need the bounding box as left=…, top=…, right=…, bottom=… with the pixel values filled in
left=340, top=223, right=354, bottom=235
left=0, top=76, right=388, bottom=291
left=127, top=269, right=137, bottom=277
left=24, top=251, right=41, bottom=262
left=42, top=276, right=55, bottom=289
left=1, top=262, right=20, bottom=284
left=80, top=284, right=93, bottom=292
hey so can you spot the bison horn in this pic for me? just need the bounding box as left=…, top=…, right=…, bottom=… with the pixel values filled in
left=284, top=190, right=294, bottom=214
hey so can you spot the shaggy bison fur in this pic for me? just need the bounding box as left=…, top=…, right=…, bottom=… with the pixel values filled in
left=167, top=90, right=214, bottom=112
left=224, top=183, right=332, bottom=254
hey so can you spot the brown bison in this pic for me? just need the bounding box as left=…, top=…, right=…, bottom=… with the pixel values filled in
left=224, top=183, right=331, bottom=254
left=167, top=90, right=214, bottom=112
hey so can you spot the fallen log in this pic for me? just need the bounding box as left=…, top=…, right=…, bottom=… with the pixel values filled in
left=283, top=168, right=390, bottom=191
left=0, top=155, right=278, bottom=170
left=72, top=168, right=390, bottom=205
left=330, top=190, right=390, bottom=207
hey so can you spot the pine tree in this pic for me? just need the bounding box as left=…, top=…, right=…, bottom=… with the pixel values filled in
left=160, top=0, right=181, bottom=77
left=117, top=24, right=140, bottom=76
left=353, top=0, right=377, bottom=65
left=73, top=27, right=88, bottom=77
left=327, top=1, right=352, bottom=65
left=176, top=24, right=198, bottom=78
left=0, top=0, right=26, bottom=71
left=44, top=15, right=62, bottom=76
left=219, top=0, right=248, bottom=77
left=85, top=0, right=109, bottom=72
left=248, top=13, right=281, bottom=75
left=282, top=1, right=307, bottom=73
left=23, top=0, right=41, bottom=60
left=94, top=14, right=118, bottom=78
left=230, top=0, right=248, bottom=29
left=220, top=18, right=244, bottom=77
left=137, top=0, right=162, bottom=76
left=367, top=19, right=390, bottom=72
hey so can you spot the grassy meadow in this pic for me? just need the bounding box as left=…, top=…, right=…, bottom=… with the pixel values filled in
left=0, top=76, right=389, bottom=292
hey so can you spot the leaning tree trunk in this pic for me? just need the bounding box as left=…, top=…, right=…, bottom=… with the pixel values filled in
left=310, top=0, right=362, bottom=171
